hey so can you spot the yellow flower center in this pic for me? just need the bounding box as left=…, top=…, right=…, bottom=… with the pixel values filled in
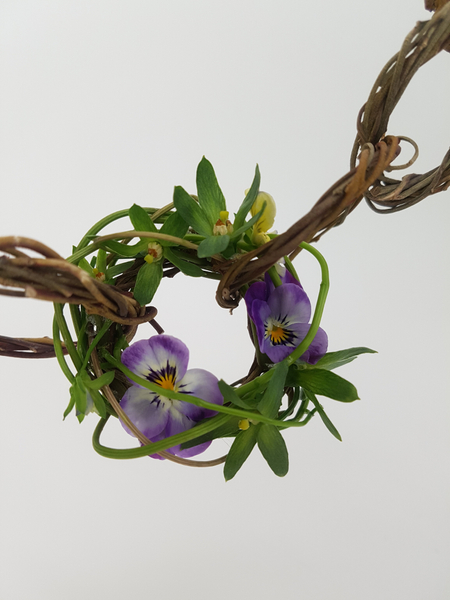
left=269, top=325, right=289, bottom=344
left=155, top=373, right=177, bottom=391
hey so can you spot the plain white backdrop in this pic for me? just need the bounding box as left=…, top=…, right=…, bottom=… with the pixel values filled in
left=1, top=1, right=449, bottom=599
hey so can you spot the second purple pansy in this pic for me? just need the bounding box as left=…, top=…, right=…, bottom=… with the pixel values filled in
left=245, top=269, right=328, bottom=364
left=120, top=334, right=223, bottom=459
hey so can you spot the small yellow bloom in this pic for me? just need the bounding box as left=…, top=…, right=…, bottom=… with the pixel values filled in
left=248, top=191, right=276, bottom=246
left=238, top=419, right=250, bottom=431
left=146, top=241, right=163, bottom=263
left=213, top=210, right=234, bottom=236
left=92, top=268, right=105, bottom=282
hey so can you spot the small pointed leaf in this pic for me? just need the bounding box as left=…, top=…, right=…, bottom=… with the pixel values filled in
left=173, top=186, right=212, bottom=237
left=133, top=260, right=163, bottom=305
left=129, top=204, right=158, bottom=234
left=224, top=424, right=260, bottom=481
left=164, top=247, right=204, bottom=277
left=99, top=240, right=148, bottom=257
left=286, top=368, right=359, bottom=402
left=304, top=390, right=342, bottom=441
left=256, top=424, right=289, bottom=477
left=230, top=203, right=265, bottom=241
left=197, top=234, right=230, bottom=258
left=196, top=157, right=227, bottom=229
left=315, top=347, right=377, bottom=371
left=84, top=371, right=115, bottom=390
left=258, top=360, right=289, bottom=418
left=233, top=165, right=260, bottom=231
left=218, top=380, right=252, bottom=409
left=89, top=389, right=107, bottom=419
left=158, top=211, right=189, bottom=246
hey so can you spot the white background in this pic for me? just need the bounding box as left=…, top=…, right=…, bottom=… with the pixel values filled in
left=1, top=1, right=449, bottom=599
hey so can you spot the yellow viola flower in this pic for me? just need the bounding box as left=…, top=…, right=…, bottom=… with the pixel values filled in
left=213, top=210, right=234, bottom=236
left=144, top=241, right=163, bottom=264
left=250, top=191, right=276, bottom=246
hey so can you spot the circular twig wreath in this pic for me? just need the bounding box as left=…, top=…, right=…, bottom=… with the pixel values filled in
left=0, top=3, right=449, bottom=480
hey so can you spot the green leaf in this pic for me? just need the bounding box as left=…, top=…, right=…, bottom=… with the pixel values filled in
left=90, top=390, right=107, bottom=419
left=173, top=186, right=212, bottom=237
left=63, top=392, right=76, bottom=420
left=96, top=248, right=107, bottom=273
left=99, top=239, right=148, bottom=257
left=218, top=380, right=253, bottom=409
left=70, top=377, right=87, bottom=423
left=129, top=203, right=158, bottom=234
left=233, top=165, right=260, bottom=231
left=256, top=424, right=289, bottom=477
left=181, top=416, right=240, bottom=450
left=258, top=360, right=289, bottom=418
left=84, top=370, right=115, bottom=391
left=77, top=256, right=94, bottom=274
left=158, top=211, right=189, bottom=246
left=315, top=347, right=377, bottom=371
left=224, top=425, right=260, bottom=481
left=229, top=203, right=265, bottom=241
left=196, top=157, right=227, bottom=229
left=197, top=234, right=230, bottom=258
left=164, top=247, right=204, bottom=277
left=133, top=260, right=163, bottom=305
left=304, top=390, right=342, bottom=441
left=286, top=367, right=359, bottom=402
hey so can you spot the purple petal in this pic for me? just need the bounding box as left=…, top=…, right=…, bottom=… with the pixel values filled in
left=281, top=269, right=302, bottom=287
left=121, top=335, right=189, bottom=387
left=260, top=320, right=303, bottom=362
left=267, top=284, right=311, bottom=324
left=295, top=325, right=328, bottom=364
left=119, top=386, right=169, bottom=439
left=148, top=407, right=212, bottom=459
left=263, top=267, right=302, bottom=295
left=244, top=281, right=268, bottom=322
left=262, top=323, right=328, bottom=364
left=176, top=368, right=223, bottom=419
left=250, top=299, right=272, bottom=350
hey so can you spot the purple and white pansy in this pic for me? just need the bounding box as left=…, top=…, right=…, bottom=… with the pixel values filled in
left=245, top=268, right=328, bottom=364
left=120, top=334, right=223, bottom=459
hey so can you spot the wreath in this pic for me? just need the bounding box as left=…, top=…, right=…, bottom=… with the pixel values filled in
left=1, top=2, right=449, bottom=480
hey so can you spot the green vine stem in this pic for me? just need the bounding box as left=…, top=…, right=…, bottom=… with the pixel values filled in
left=286, top=241, right=329, bottom=364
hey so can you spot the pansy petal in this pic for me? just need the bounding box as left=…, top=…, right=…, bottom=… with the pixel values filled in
left=281, top=269, right=302, bottom=287
left=244, top=281, right=268, bottom=322
left=150, top=409, right=211, bottom=459
left=295, top=325, right=328, bottom=364
left=121, top=335, right=189, bottom=386
left=176, top=368, right=223, bottom=419
left=262, top=323, right=328, bottom=364
left=264, top=268, right=302, bottom=295
left=261, top=331, right=299, bottom=362
left=250, top=299, right=272, bottom=350
left=149, top=406, right=211, bottom=458
left=146, top=407, right=191, bottom=455
left=119, top=386, right=170, bottom=439
left=267, top=283, right=311, bottom=324
left=176, top=440, right=212, bottom=458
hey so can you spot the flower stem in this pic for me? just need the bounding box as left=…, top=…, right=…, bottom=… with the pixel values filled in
left=267, top=265, right=282, bottom=287
left=92, top=413, right=231, bottom=460
left=53, top=304, right=82, bottom=371
left=52, top=316, right=75, bottom=383
left=103, top=351, right=308, bottom=429
left=287, top=242, right=329, bottom=364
